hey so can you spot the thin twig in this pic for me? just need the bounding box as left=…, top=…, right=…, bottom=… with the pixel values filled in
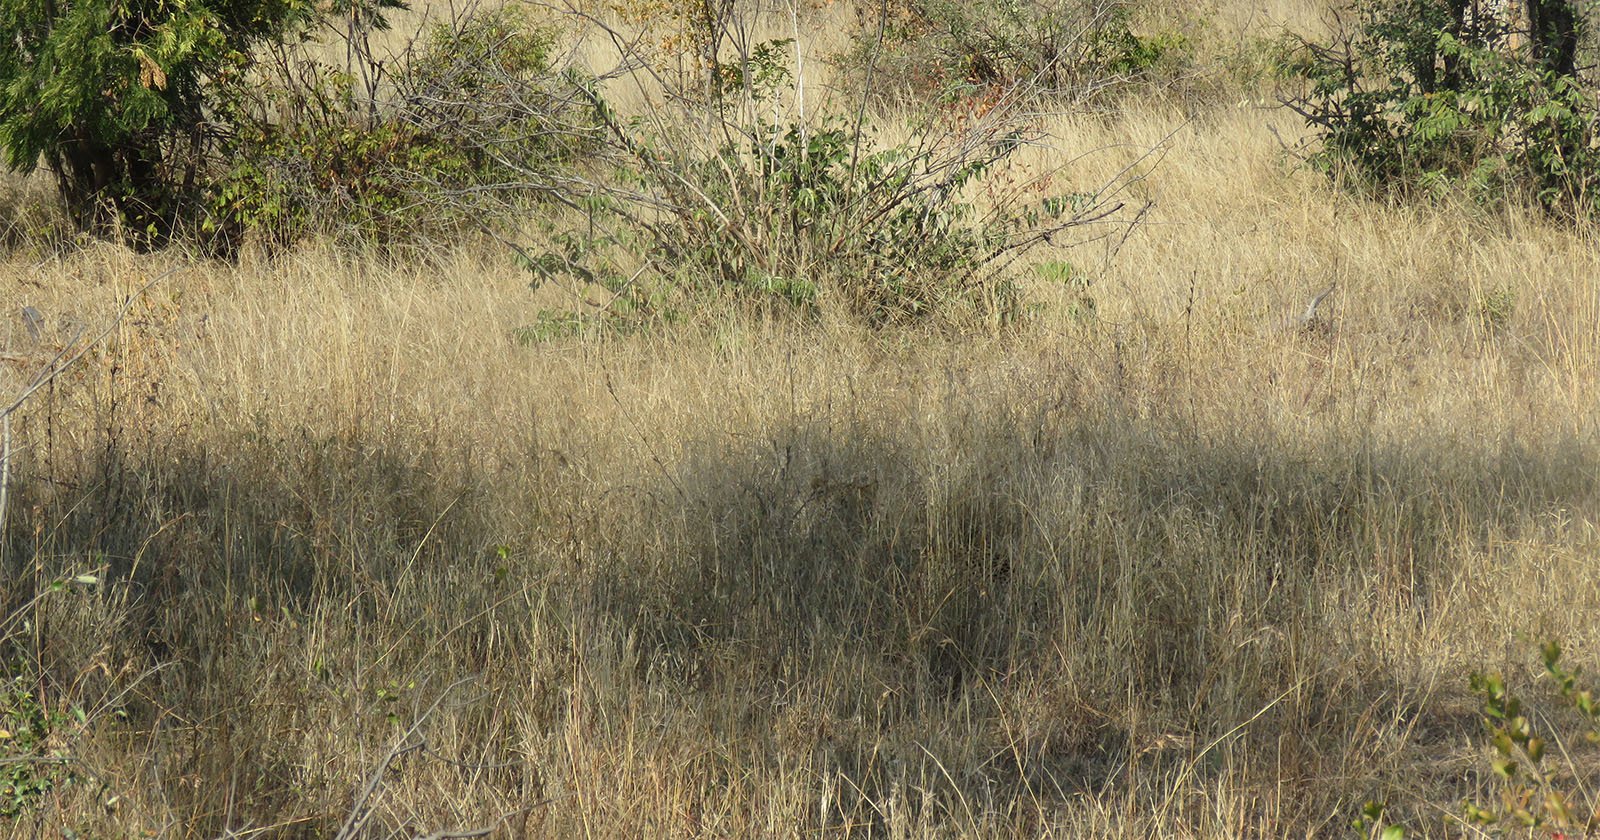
left=1, top=267, right=177, bottom=419
left=414, top=828, right=495, bottom=840
left=333, top=675, right=480, bottom=840
left=0, top=266, right=178, bottom=562
left=334, top=741, right=426, bottom=840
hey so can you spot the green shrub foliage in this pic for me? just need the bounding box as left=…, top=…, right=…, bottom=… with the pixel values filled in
left=0, top=0, right=399, bottom=247
left=0, top=0, right=595, bottom=252
left=533, top=84, right=1110, bottom=329
left=1284, top=0, right=1600, bottom=216
left=0, top=676, right=72, bottom=818
left=214, top=7, right=596, bottom=249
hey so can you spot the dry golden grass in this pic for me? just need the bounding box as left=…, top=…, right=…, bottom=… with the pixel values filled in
left=2, top=2, right=1600, bottom=838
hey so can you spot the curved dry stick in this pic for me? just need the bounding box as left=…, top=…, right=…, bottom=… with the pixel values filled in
left=333, top=675, right=481, bottom=840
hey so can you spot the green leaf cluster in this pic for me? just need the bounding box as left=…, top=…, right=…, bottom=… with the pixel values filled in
left=0, top=0, right=340, bottom=245
left=1459, top=642, right=1600, bottom=833
left=1284, top=0, right=1600, bottom=218
left=0, top=676, right=74, bottom=818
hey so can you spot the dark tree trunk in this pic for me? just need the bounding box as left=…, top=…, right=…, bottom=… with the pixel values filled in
left=1441, top=0, right=1472, bottom=91
left=50, top=132, right=119, bottom=237
left=48, top=130, right=174, bottom=250
left=1525, top=0, right=1581, bottom=77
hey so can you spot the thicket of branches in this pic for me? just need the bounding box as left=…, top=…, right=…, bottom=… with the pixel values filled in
left=1, top=0, right=1154, bottom=326
left=1282, top=0, right=1600, bottom=216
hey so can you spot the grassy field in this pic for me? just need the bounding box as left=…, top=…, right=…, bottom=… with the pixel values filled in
left=2, top=0, right=1599, bottom=837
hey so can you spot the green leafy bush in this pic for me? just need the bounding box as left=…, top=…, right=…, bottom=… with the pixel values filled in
left=651, top=118, right=1029, bottom=325
left=536, top=87, right=1118, bottom=329
left=0, top=0, right=391, bottom=248
left=0, top=0, right=592, bottom=252
left=1283, top=0, right=1600, bottom=216
left=214, top=6, right=596, bottom=250
left=480, top=7, right=1147, bottom=330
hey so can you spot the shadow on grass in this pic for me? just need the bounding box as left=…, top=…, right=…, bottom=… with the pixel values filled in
left=2, top=400, right=1596, bottom=833
left=593, top=408, right=1598, bottom=815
